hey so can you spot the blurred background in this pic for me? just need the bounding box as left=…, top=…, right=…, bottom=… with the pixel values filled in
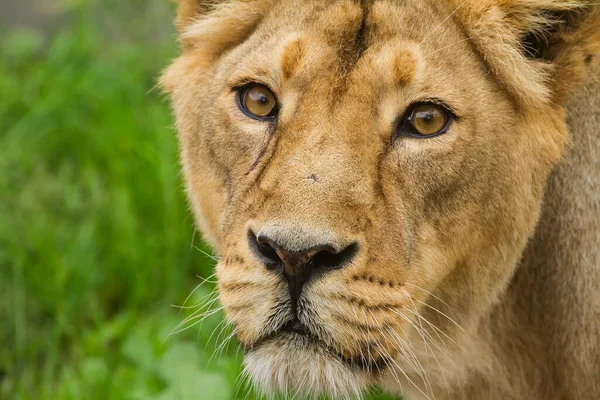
left=0, top=0, right=393, bottom=399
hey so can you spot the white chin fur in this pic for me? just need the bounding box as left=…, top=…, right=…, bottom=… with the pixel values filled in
left=243, top=334, right=371, bottom=399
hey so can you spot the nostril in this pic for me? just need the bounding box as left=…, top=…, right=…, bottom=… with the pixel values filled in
left=249, top=228, right=359, bottom=275
left=249, top=227, right=360, bottom=312
left=309, top=242, right=359, bottom=272
left=248, top=230, right=282, bottom=269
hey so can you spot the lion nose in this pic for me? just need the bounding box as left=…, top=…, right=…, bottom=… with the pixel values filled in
left=248, top=229, right=359, bottom=312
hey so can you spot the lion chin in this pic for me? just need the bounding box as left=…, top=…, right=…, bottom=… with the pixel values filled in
left=244, top=334, right=371, bottom=399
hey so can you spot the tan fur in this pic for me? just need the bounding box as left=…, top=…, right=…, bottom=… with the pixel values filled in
left=162, top=1, right=600, bottom=399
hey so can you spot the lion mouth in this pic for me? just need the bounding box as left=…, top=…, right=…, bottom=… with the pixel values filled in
left=245, top=317, right=319, bottom=349
left=246, top=317, right=390, bottom=373
left=281, top=319, right=309, bottom=335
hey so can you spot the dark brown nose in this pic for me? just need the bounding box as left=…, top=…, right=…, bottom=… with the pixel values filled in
left=248, top=229, right=358, bottom=312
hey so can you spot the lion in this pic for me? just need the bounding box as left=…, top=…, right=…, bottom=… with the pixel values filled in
left=161, top=1, right=600, bottom=399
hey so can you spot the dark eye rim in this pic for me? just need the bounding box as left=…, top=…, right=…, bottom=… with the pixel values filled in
left=397, top=101, right=456, bottom=139
left=235, top=83, right=279, bottom=122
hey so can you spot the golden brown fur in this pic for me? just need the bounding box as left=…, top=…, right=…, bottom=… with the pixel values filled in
left=162, top=1, right=600, bottom=399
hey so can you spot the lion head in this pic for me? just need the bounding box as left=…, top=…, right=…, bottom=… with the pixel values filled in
left=162, top=1, right=599, bottom=398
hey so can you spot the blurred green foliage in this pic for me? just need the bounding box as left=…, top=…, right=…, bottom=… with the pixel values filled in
left=0, top=2, right=240, bottom=398
left=0, top=1, right=396, bottom=399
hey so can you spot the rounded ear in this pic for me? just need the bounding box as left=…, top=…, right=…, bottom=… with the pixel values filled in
left=519, top=3, right=600, bottom=103
left=175, top=0, right=222, bottom=33
left=456, top=1, right=600, bottom=105
left=161, top=0, right=271, bottom=93
left=170, top=0, right=272, bottom=53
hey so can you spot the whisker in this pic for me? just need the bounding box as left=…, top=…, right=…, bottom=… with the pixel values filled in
left=385, top=348, right=435, bottom=400
left=362, top=308, right=435, bottom=399
left=195, top=273, right=218, bottom=283
left=173, top=273, right=218, bottom=315
left=405, top=302, right=452, bottom=390
left=205, top=313, right=231, bottom=351
left=172, top=284, right=218, bottom=311
left=388, top=307, right=437, bottom=351
left=403, top=283, right=451, bottom=308
left=365, top=311, right=403, bottom=386
left=192, top=244, right=220, bottom=262
left=423, top=33, right=483, bottom=59
left=413, top=308, right=465, bottom=353
left=386, top=307, right=440, bottom=395
left=411, top=309, right=453, bottom=360
left=167, top=306, right=225, bottom=337
left=241, top=368, right=254, bottom=400
left=234, top=371, right=247, bottom=397
left=175, top=291, right=221, bottom=323
left=385, top=325, right=425, bottom=378
left=210, top=326, right=237, bottom=365
left=413, top=298, right=465, bottom=332
left=406, top=297, right=450, bottom=353
left=383, top=330, right=429, bottom=398
left=168, top=294, right=223, bottom=334
left=352, top=307, right=372, bottom=377
left=421, top=0, right=468, bottom=43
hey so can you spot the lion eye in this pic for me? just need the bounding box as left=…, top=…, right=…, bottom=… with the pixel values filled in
left=238, top=84, right=278, bottom=120
left=400, top=103, right=453, bottom=138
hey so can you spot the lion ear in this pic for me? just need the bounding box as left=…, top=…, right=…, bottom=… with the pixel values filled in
left=458, top=1, right=600, bottom=105
left=172, top=0, right=272, bottom=53
left=175, top=0, right=221, bottom=33
left=517, top=2, right=600, bottom=102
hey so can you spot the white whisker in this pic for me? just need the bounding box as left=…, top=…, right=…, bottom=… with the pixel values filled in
left=167, top=306, right=224, bottom=337
left=403, top=283, right=451, bottom=308
left=423, top=33, right=483, bottom=59
left=192, top=244, right=220, bottom=261
left=422, top=0, right=468, bottom=43
left=386, top=307, right=438, bottom=396
left=414, top=298, right=465, bottom=332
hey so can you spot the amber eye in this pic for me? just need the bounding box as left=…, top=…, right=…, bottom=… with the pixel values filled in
left=238, top=84, right=278, bottom=120
left=401, top=103, right=453, bottom=138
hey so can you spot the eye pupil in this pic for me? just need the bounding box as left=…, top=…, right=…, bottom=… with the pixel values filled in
left=239, top=84, right=278, bottom=120
left=419, top=111, right=433, bottom=123
left=404, top=103, right=451, bottom=137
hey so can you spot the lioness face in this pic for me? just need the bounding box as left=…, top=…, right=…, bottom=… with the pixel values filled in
left=164, top=0, right=569, bottom=397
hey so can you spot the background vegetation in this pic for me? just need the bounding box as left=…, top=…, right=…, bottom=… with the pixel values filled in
left=0, top=1, right=395, bottom=399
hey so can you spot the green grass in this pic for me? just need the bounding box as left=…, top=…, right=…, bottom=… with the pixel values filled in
left=0, top=2, right=396, bottom=399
